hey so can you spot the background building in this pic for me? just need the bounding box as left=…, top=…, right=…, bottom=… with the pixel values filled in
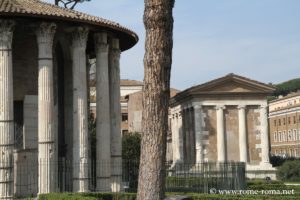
left=170, top=73, right=276, bottom=177
left=269, top=92, right=300, bottom=158
left=90, top=79, right=143, bottom=135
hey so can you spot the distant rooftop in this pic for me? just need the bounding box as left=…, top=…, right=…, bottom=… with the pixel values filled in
left=120, top=79, right=143, bottom=86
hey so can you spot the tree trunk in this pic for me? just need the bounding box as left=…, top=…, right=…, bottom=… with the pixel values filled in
left=137, top=0, right=174, bottom=200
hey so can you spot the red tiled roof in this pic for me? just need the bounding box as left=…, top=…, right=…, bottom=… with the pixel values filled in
left=0, top=0, right=138, bottom=51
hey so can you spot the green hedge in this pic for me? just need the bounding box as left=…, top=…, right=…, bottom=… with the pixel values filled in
left=277, top=160, right=300, bottom=182
left=35, top=183, right=300, bottom=200
left=38, top=193, right=136, bottom=200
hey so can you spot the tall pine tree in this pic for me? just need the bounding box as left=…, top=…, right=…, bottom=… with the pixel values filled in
left=137, top=0, right=175, bottom=199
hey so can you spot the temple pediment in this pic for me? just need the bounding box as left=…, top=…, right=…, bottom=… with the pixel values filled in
left=188, top=73, right=275, bottom=95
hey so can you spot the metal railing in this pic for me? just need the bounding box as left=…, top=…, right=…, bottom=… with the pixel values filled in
left=6, top=159, right=246, bottom=198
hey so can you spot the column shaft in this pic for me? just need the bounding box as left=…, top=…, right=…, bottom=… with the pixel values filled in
left=37, top=22, right=57, bottom=194
left=171, top=114, right=178, bottom=164
left=260, top=105, right=270, bottom=164
left=184, top=109, right=190, bottom=163
left=94, top=32, right=111, bottom=191
left=71, top=27, right=89, bottom=192
left=109, top=38, right=122, bottom=192
left=194, top=105, right=203, bottom=163
left=178, top=111, right=184, bottom=162
left=238, top=106, right=248, bottom=163
left=0, top=20, right=15, bottom=200
left=189, top=107, right=195, bottom=164
left=216, top=106, right=226, bottom=162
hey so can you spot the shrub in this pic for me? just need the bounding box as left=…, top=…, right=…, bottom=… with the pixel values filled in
left=277, top=160, right=300, bottom=182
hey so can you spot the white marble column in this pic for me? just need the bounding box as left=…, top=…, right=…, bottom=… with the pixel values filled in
left=109, top=38, right=122, bottom=192
left=216, top=105, right=226, bottom=162
left=238, top=105, right=248, bottom=163
left=71, top=27, right=89, bottom=192
left=194, top=105, right=203, bottom=163
left=0, top=20, right=15, bottom=200
left=171, top=114, right=178, bottom=164
left=94, top=32, right=111, bottom=191
left=260, top=105, right=271, bottom=166
left=36, top=22, right=57, bottom=194
left=178, top=111, right=184, bottom=163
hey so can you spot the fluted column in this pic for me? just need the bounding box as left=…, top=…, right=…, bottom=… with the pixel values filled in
left=189, top=107, right=195, bottom=164
left=238, top=105, right=248, bottom=163
left=71, top=27, right=89, bottom=192
left=36, top=22, right=57, bottom=194
left=216, top=105, right=226, bottom=162
left=0, top=20, right=15, bottom=200
left=178, top=111, right=184, bottom=162
left=171, top=114, right=177, bottom=164
left=183, top=108, right=190, bottom=163
left=94, top=32, right=111, bottom=191
left=109, top=38, right=122, bottom=192
left=260, top=105, right=270, bottom=165
left=194, top=105, right=203, bottom=163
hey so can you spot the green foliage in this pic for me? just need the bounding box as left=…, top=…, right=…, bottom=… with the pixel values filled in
left=122, top=133, right=141, bottom=192
left=273, top=78, right=300, bottom=97
left=38, top=193, right=136, bottom=200
left=122, top=133, right=141, bottom=160
left=270, top=155, right=300, bottom=167
left=277, top=160, right=300, bottom=182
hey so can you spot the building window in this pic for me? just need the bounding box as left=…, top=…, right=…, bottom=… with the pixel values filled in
left=283, top=118, right=286, bottom=125
left=122, top=130, right=129, bottom=135
left=279, top=119, right=281, bottom=126
left=294, top=129, right=297, bottom=141
left=278, top=131, right=282, bottom=142
left=274, top=120, right=277, bottom=126
left=288, top=130, right=292, bottom=141
left=288, top=117, right=291, bottom=124
left=294, top=116, right=297, bottom=124
left=283, top=131, right=287, bottom=142
left=122, top=113, right=128, bottom=122
left=274, top=131, right=277, bottom=142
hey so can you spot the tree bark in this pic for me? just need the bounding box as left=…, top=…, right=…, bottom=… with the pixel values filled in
left=137, top=0, right=174, bottom=200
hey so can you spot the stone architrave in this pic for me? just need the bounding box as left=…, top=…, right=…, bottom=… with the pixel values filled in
left=0, top=19, right=15, bottom=200
left=71, top=27, right=90, bottom=192
left=238, top=105, right=248, bottom=163
left=216, top=105, right=226, bottom=162
left=109, top=38, right=122, bottom=192
left=194, top=105, right=203, bottom=163
left=36, top=22, right=57, bottom=194
left=94, top=32, right=111, bottom=191
left=260, top=105, right=271, bottom=165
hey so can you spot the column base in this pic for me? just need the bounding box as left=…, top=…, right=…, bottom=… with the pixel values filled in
left=246, top=163, right=277, bottom=180
left=96, top=177, right=111, bottom=192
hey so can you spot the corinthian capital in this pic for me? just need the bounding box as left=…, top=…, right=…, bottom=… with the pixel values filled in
left=0, top=20, right=15, bottom=49
left=72, top=27, right=89, bottom=49
left=36, top=22, right=57, bottom=45
left=94, top=32, right=109, bottom=53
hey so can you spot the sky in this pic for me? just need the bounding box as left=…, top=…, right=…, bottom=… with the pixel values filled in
left=45, top=0, right=300, bottom=90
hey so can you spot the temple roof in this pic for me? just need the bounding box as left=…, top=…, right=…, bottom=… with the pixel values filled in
left=0, top=0, right=138, bottom=51
left=171, top=73, right=276, bottom=105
